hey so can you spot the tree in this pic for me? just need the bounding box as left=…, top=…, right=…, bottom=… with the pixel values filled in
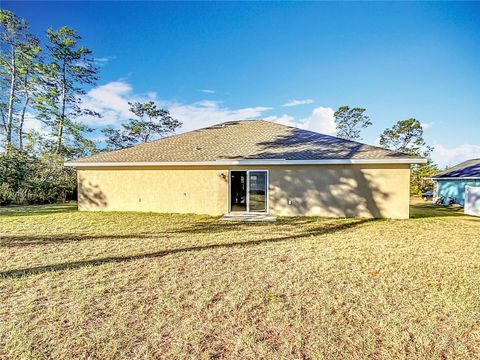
left=379, top=118, right=432, bottom=157
left=380, top=118, right=436, bottom=195
left=100, top=127, right=126, bottom=150
left=16, top=37, right=41, bottom=149
left=334, top=106, right=372, bottom=141
left=0, top=10, right=39, bottom=148
left=0, top=12, right=100, bottom=206
left=102, top=101, right=181, bottom=149
left=410, top=159, right=439, bottom=195
left=35, top=26, right=100, bottom=157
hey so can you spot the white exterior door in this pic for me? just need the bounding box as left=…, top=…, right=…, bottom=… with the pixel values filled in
left=465, top=186, right=480, bottom=217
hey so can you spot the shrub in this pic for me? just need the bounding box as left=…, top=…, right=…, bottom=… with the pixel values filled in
left=0, top=150, right=76, bottom=205
left=410, top=161, right=439, bottom=196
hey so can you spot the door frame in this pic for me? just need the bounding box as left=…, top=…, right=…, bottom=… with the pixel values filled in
left=227, top=169, right=269, bottom=214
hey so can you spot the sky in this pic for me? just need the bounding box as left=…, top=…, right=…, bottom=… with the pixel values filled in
left=5, top=1, right=480, bottom=167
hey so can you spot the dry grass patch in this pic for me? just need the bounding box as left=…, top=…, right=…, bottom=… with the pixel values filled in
left=0, top=201, right=479, bottom=359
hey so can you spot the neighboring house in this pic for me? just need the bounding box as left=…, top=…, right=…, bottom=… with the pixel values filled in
left=65, top=120, right=425, bottom=219
left=428, top=159, right=480, bottom=205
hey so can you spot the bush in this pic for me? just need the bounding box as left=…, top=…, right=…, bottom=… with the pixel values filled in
left=0, top=150, right=76, bottom=205
left=410, top=160, right=439, bottom=196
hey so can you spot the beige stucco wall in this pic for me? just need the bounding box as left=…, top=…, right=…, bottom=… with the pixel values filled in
left=77, top=167, right=229, bottom=215
left=77, top=164, right=411, bottom=219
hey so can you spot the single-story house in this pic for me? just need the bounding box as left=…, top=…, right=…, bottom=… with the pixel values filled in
left=427, top=158, right=480, bottom=205
left=65, top=120, right=425, bottom=219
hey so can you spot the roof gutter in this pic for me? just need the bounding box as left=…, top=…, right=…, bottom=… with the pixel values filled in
left=424, top=176, right=480, bottom=180
left=65, top=158, right=427, bottom=167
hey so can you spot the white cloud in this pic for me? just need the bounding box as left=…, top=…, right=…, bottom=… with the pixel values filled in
left=21, top=112, right=52, bottom=138
left=23, top=112, right=44, bottom=133
left=282, top=99, right=314, bottom=107
left=432, top=143, right=480, bottom=168
left=80, top=81, right=272, bottom=131
left=89, top=134, right=108, bottom=144
left=81, top=81, right=133, bottom=125
left=81, top=81, right=160, bottom=126
left=266, top=106, right=337, bottom=135
left=301, top=106, right=336, bottom=134
left=421, top=122, right=433, bottom=129
left=170, top=100, right=271, bottom=132
left=264, top=114, right=296, bottom=127
left=94, top=55, right=117, bottom=65
left=199, top=89, right=216, bottom=94
left=80, top=81, right=335, bottom=138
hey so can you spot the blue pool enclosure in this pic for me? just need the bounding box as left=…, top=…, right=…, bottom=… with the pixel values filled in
left=427, top=159, right=480, bottom=206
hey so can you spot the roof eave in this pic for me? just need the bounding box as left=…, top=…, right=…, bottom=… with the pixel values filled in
left=65, top=158, right=427, bottom=167
left=425, top=176, right=480, bottom=180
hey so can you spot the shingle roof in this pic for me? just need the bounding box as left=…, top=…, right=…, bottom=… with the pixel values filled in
left=70, top=120, right=421, bottom=164
left=431, top=159, right=480, bottom=179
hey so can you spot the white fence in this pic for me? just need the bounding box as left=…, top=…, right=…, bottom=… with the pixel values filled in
left=465, top=186, right=480, bottom=217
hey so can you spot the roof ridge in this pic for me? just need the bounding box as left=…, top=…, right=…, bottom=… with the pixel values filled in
left=68, top=118, right=424, bottom=163
left=75, top=120, right=262, bottom=161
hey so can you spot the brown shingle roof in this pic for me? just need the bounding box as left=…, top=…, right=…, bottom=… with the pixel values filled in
left=70, top=120, right=421, bottom=164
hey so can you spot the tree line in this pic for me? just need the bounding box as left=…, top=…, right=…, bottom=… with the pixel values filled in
left=1, top=9, right=437, bottom=205
left=0, top=10, right=180, bottom=156
left=334, top=106, right=438, bottom=194
left=0, top=10, right=180, bottom=205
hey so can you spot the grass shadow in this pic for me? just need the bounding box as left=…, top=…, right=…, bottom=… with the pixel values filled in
left=0, top=218, right=376, bottom=279
left=0, top=203, right=77, bottom=217
left=410, top=202, right=465, bottom=219
left=0, top=217, right=322, bottom=247
left=0, top=233, right=157, bottom=247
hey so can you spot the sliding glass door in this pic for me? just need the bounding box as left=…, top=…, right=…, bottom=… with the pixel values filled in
left=248, top=171, right=267, bottom=212
left=229, top=170, right=268, bottom=213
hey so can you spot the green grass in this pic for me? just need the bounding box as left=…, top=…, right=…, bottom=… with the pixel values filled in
left=0, top=200, right=479, bottom=359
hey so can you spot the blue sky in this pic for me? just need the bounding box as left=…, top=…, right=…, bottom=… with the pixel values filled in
left=6, top=1, right=480, bottom=167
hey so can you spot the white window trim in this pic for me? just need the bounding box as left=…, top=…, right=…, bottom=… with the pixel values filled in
left=228, top=169, right=269, bottom=215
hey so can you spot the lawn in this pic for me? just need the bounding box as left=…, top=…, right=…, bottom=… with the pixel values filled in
left=0, top=201, right=479, bottom=359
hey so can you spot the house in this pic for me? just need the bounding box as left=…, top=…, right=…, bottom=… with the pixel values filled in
left=428, top=159, right=480, bottom=205
left=65, top=120, right=425, bottom=219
